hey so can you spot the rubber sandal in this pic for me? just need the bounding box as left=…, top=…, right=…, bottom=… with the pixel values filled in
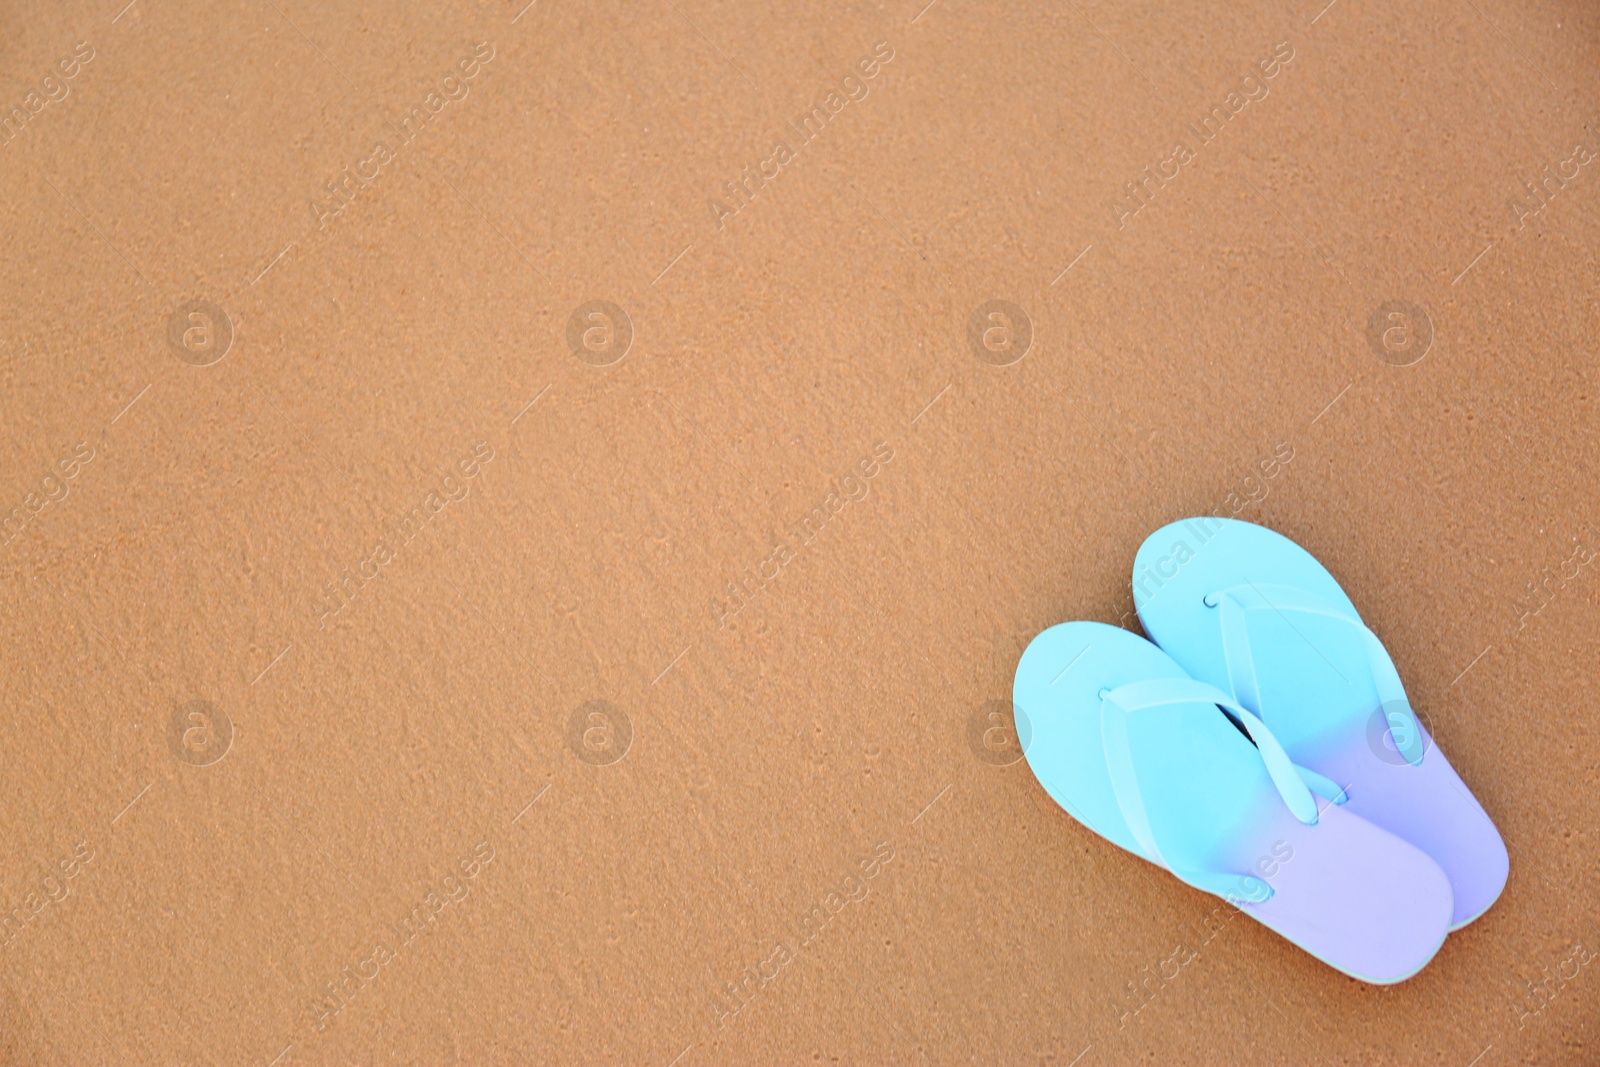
left=1015, top=621, right=1454, bottom=983
left=1132, top=518, right=1509, bottom=930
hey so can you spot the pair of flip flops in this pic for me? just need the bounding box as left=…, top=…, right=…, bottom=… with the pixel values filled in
left=1015, top=518, right=1508, bottom=984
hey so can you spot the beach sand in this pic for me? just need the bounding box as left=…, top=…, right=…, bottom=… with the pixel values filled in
left=0, top=0, right=1595, bottom=1062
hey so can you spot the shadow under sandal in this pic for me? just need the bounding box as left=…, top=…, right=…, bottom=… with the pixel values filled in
left=1133, top=518, right=1510, bottom=930
left=1016, top=621, right=1454, bottom=984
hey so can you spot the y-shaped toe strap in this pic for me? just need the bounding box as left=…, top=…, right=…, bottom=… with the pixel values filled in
left=1100, top=678, right=1344, bottom=905
left=1208, top=583, right=1425, bottom=767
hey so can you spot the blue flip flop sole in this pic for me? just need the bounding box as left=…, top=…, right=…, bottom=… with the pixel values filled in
left=1016, top=621, right=1454, bottom=982
left=1134, top=518, right=1509, bottom=930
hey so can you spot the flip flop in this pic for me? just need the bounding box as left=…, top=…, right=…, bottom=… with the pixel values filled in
left=1132, top=517, right=1509, bottom=930
left=1015, top=621, right=1454, bottom=984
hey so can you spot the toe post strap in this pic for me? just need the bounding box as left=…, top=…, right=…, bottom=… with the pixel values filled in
left=1098, top=677, right=1332, bottom=906
left=1101, top=678, right=1321, bottom=825
left=1296, top=764, right=1349, bottom=807
left=1206, top=584, right=1426, bottom=767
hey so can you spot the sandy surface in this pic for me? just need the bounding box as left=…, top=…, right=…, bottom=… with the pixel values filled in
left=1, top=0, right=1596, bottom=1063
